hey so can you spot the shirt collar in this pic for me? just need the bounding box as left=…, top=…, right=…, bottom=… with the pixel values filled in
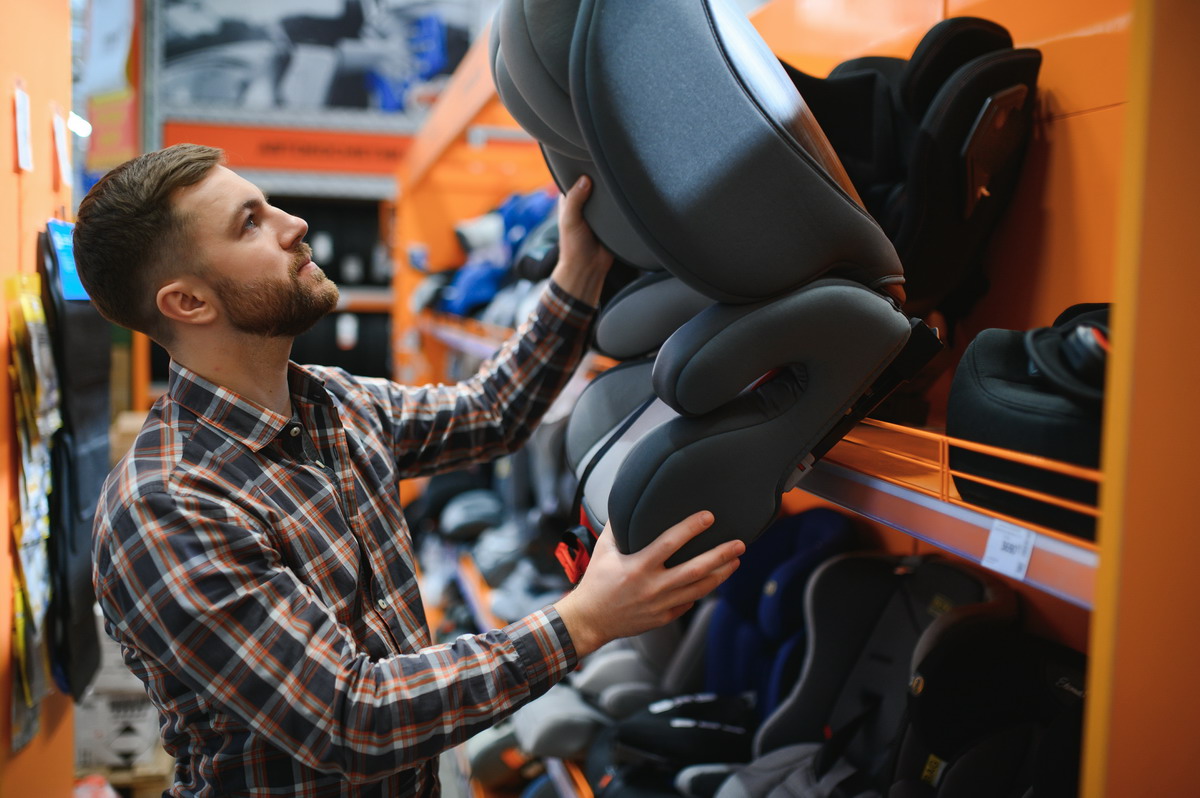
left=166, top=360, right=332, bottom=452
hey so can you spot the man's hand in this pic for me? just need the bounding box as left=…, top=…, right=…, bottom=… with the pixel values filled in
left=550, top=175, right=614, bottom=307
left=554, top=511, right=744, bottom=659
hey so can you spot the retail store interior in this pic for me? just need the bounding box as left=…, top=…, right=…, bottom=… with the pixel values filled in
left=1, top=0, right=1198, bottom=796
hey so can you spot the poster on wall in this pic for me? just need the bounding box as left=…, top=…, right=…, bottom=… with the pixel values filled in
left=154, top=0, right=495, bottom=128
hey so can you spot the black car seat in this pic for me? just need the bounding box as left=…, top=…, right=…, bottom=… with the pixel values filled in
left=888, top=618, right=1085, bottom=798
left=492, top=0, right=942, bottom=568
left=677, top=552, right=1018, bottom=798
left=783, top=17, right=1042, bottom=327
left=946, top=304, right=1108, bottom=539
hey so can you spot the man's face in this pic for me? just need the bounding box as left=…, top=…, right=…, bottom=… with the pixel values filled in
left=171, top=165, right=339, bottom=337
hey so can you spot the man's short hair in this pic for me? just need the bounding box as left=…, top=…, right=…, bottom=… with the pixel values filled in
left=73, top=143, right=224, bottom=343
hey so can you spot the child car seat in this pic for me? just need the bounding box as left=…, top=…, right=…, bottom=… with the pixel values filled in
left=679, top=552, right=1018, bottom=798
left=511, top=510, right=853, bottom=769
left=889, top=618, right=1085, bottom=797
left=946, top=304, right=1108, bottom=539
left=782, top=18, right=1042, bottom=326
left=584, top=16, right=1042, bottom=364
left=492, top=0, right=943, bottom=570
left=590, top=510, right=856, bottom=795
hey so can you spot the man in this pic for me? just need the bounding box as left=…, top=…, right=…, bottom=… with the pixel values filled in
left=74, top=143, right=744, bottom=797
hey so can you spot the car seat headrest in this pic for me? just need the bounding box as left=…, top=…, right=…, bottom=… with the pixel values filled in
left=492, top=0, right=905, bottom=303
left=490, top=26, right=585, bottom=160
left=567, top=0, right=902, bottom=302
left=899, top=17, right=1014, bottom=118
left=495, top=0, right=587, bottom=157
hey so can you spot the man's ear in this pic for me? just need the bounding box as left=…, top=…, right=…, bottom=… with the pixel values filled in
left=156, top=278, right=217, bottom=326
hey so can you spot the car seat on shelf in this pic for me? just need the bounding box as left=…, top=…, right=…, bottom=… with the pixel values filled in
left=668, top=552, right=1018, bottom=798
left=781, top=18, right=1042, bottom=328
left=888, top=617, right=1085, bottom=798
left=583, top=511, right=856, bottom=794
left=510, top=510, right=854, bottom=768
left=945, top=304, right=1108, bottom=539
left=583, top=15, right=1042, bottom=367
left=491, top=0, right=944, bottom=571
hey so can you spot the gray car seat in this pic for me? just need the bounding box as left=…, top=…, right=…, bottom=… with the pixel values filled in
left=678, top=552, right=1019, bottom=798
left=492, top=0, right=942, bottom=569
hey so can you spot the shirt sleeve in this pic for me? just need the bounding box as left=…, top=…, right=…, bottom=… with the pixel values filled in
left=94, top=490, right=578, bottom=784
left=384, top=280, right=596, bottom=478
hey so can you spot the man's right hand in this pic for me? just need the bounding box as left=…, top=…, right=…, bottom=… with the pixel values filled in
left=553, top=511, right=743, bottom=659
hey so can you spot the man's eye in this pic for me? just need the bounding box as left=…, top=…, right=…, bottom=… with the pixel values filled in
left=244, top=215, right=257, bottom=230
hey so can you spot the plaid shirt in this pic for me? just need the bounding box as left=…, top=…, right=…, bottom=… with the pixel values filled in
left=93, top=283, right=593, bottom=797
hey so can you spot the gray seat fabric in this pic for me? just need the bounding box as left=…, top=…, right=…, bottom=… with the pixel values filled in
left=691, top=553, right=1018, bottom=798
left=494, top=0, right=934, bottom=563
left=593, top=272, right=714, bottom=360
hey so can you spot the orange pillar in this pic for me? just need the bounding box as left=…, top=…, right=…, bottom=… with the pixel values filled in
left=0, top=2, right=79, bottom=796
left=1083, top=0, right=1200, bottom=794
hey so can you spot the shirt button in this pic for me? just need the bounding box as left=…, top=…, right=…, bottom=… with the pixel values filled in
left=289, top=426, right=300, bottom=437
left=376, top=598, right=388, bottom=611
left=315, top=461, right=325, bottom=469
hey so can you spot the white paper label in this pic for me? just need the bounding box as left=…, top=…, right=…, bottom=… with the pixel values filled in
left=53, top=113, right=72, bottom=187
left=981, top=519, right=1035, bottom=580
left=15, top=85, right=33, bottom=172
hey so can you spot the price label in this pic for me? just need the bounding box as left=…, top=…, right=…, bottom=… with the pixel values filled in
left=981, top=519, right=1035, bottom=580
left=14, top=85, right=33, bottom=172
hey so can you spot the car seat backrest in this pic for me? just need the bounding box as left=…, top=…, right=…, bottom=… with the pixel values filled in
left=784, top=17, right=1042, bottom=324
left=898, top=18, right=1014, bottom=118
left=753, top=553, right=1019, bottom=779
left=890, top=619, right=1085, bottom=796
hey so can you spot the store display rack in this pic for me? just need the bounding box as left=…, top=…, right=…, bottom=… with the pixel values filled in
left=420, top=308, right=1100, bottom=609
left=388, top=2, right=1200, bottom=795
left=810, top=419, right=1099, bottom=609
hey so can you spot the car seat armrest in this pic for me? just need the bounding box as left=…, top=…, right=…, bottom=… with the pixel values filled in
left=595, top=271, right=715, bottom=359
left=572, top=648, right=663, bottom=699
left=597, top=682, right=668, bottom=719
left=653, top=279, right=905, bottom=416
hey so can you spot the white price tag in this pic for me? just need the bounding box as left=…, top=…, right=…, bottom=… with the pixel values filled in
left=981, top=519, right=1035, bottom=580
left=53, top=112, right=72, bottom=187
left=14, top=85, right=33, bottom=172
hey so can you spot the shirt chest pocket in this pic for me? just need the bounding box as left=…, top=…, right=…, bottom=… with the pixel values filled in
left=262, top=480, right=365, bottom=619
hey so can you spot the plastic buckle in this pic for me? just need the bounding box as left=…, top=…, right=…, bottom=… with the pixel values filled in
left=555, top=524, right=598, bottom=584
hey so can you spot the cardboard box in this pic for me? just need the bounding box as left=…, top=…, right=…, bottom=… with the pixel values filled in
left=74, top=692, right=162, bottom=770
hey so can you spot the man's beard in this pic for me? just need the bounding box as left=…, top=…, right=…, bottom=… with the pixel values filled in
left=215, top=242, right=340, bottom=338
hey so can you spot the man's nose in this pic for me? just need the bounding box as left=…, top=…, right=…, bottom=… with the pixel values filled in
left=283, top=212, right=309, bottom=250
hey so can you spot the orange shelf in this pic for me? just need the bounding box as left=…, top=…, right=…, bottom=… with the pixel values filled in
left=418, top=310, right=616, bottom=373
left=804, top=419, right=1100, bottom=609
left=545, top=758, right=594, bottom=798
left=335, top=287, right=394, bottom=314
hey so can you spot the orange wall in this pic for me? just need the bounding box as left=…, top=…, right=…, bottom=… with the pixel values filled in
left=0, top=2, right=78, bottom=796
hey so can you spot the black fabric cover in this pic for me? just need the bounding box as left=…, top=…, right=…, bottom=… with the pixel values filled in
left=39, top=230, right=109, bottom=698
left=784, top=17, right=1042, bottom=326
left=890, top=620, right=1085, bottom=797
left=616, top=693, right=758, bottom=768
left=946, top=306, right=1107, bottom=539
